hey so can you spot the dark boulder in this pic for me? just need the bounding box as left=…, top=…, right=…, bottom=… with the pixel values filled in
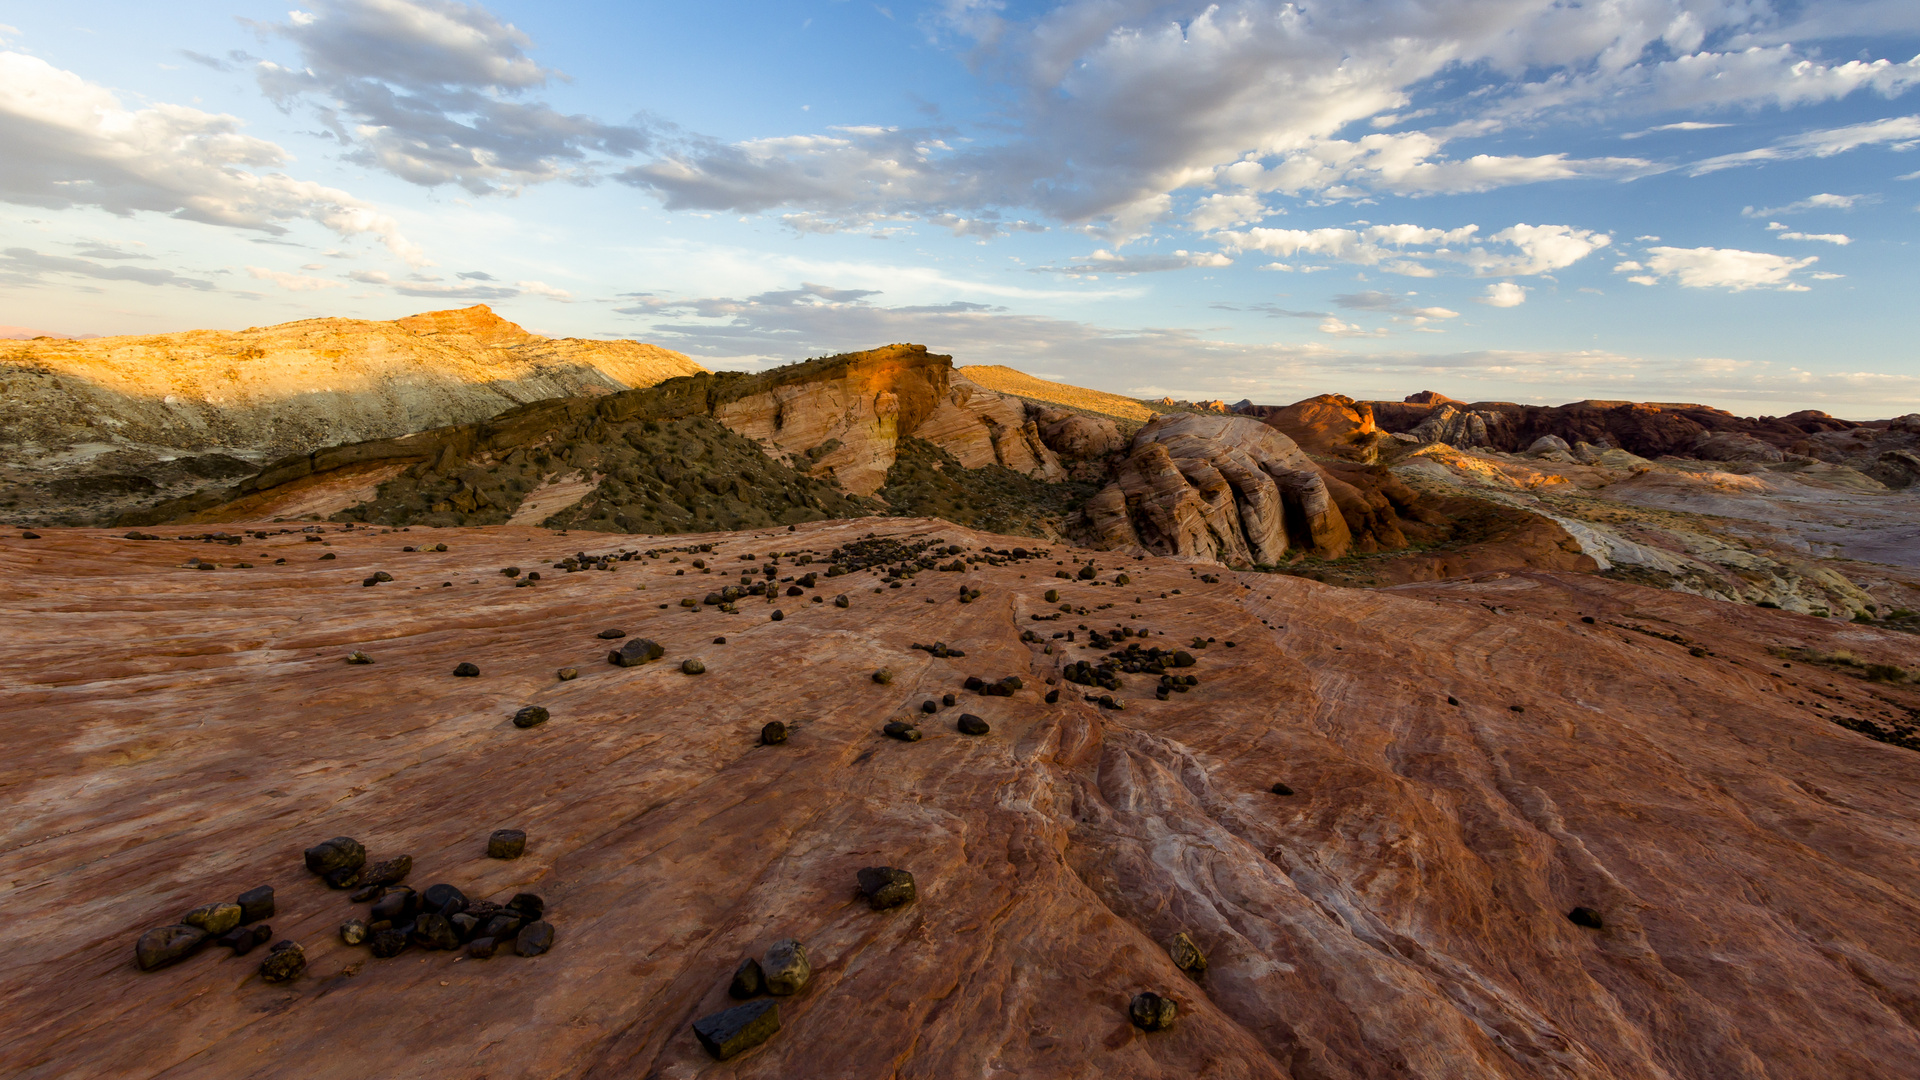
left=856, top=866, right=916, bottom=910
left=369, top=929, right=410, bottom=958
left=1270, top=783, right=1294, bottom=796
left=882, top=721, right=921, bottom=742
left=956, top=714, right=990, bottom=736
left=609, top=638, right=665, bottom=667
left=422, top=883, right=468, bottom=916
left=303, top=836, right=365, bottom=879
left=218, top=924, right=272, bottom=955
left=362, top=855, right=412, bottom=886
left=729, top=957, right=766, bottom=998
left=370, top=888, right=418, bottom=923
left=507, top=893, right=545, bottom=921
left=410, top=913, right=460, bottom=951
left=339, top=920, right=368, bottom=946
left=762, top=938, right=811, bottom=995
left=1568, top=906, right=1604, bottom=930
left=515, top=920, right=555, bottom=957
left=465, top=936, right=498, bottom=959
left=693, top=1000, right=781, bottom=1060
left=236, top=885, right=274, bottom=923
left=488, top=829, right=527, bottom=859
left=135, top=925, right=208, bottom=971
left=258, top=941, right=306, bottom=983
left=182, top=903, right=242, bottom=936
left=513, top=705, right=549, bottom=728
left=1129, top=991, right=1178, bottom=1031
left=1169, top=932, right=1207, bottom=974
left=597, top=628, right=626, bottom=639
left=761, top=721, right=789, bottom=745
left=452, top=662, right=481, bottom=677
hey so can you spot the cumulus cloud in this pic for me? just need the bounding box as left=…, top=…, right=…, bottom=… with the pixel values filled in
left=516, top=279, right=573, bottom=300
left=1478, top=282, right=1529, bottom=307
left=0, top=50, right=424, bottom=264
left=1628, top=246, right=1820, bottom=291
left=257, top=0, right=647, bottom=193
left=1693, top=114, right=1920, bottom=174
left=1218, top=221, right=1607, bottom=278
left=246, top=265, right=347, bottom=290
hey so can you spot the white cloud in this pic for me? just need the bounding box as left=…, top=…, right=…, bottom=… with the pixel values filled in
left=1621, top=121, right=1731, bottom=139
left=516, top=279, right=573, bottom=300
left=246, top=265, right=347, bottom=291
left=1693, top=114, right=1920, bottom=174
left=1221, top=221, right=1607, bottom=278
left=1744, top=192, right=1868, bottom=216
left=0, top=50, right=425, bottom=264
left=1772, top=230, right=1851, bottom=245
left=1635, top=246, right=1820, bottom=291
left=1478, top=282, right=1528, bottom=307
left=1317, top=316, right=1388, bottom=338
left=1186, top=192, right=1270, bottom=231
left=1033, top=249, right=1232, bottom=275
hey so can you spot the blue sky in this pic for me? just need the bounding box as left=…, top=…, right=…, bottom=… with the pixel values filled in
left=2, top=1, right=1917, bottom=416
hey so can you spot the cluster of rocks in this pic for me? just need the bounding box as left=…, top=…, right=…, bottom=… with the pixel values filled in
left=554, top=549, right=634, bottom=572
left=133, top=885, right=281, bottom=975
left=308, top=835, right=554, bottom=962
left=962, top=674, right=1022, bottom=697
left=909, top=640, right=967, bottom=658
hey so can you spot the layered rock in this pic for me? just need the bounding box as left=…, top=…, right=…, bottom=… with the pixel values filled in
left=1087, top=414, right=1351, bottom=564
left=1240, top=394, right=1384, bottom=460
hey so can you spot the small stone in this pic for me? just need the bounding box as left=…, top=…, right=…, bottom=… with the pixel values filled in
left=135, top=925, right=208, bottom=971
left=999, top=675, right=1024, bottom=691
left=694, top=999, right=781, bottom=1060
left=369, top=928, right=410, bottom=958
left=762, top=939, right=811, bottom=995
left=345, top=651, right=374, bottom=665
left=235, top=880, right=274, bottom=922
left=373, top=571, right=393, bottom=582
left=882, top=721, right=921, bottom=742
left=713, top=637, right=727, bottom=644
left=942, top=693, right=956, bottom=707
left=465, top=936, right=497, bottom=959
left=557, top=667, right=579, bottom=681
left=20, top=531, right=40, bottom=539
left=856, top=866, right=916, bottom=910
left=350, top=884, right=385, bottom=903
left=1129, top=991, right=1178, bottom=1031
left=513, top=705, right=550, bottom=728
left=339, top=919, right=368, bottom=945
left=598, top=628, right=626, bottom=639
left=761, top=721, right=788, bottom=745
left=770, top=609, right=785, bottom=622
left=488, top=829, right=527, bottom=859
left=422, top=883, right=468, bottom=916
left=681, top=658, right=706, bottom=675
left=304, top=835, right=365, bottom=878
left=1169, top=932, right=1207, bottom=974
left=362, top=854, right=412, bottom=886
left=410, top=913, right=460, bottom=951
left=515, top=920, right=555, bottom=957
left=730, top=957, right=766, bottom=998
left=218, top=925, right=271, bottom=955
left=320, top=552, right=336, bottom=560
left=482, top=915, right=524, bottom=941
left=259, top=942, right=306, bottom=983
left=1568, top=907, right=1604, bottom=930
left=507, top=893, right=545, bottom=920
left=920, top=700, right=938, bottom=714
left=370, top=888, right=418, bottom=923
left=324, top=864, right=363, bottom=889
left=452, top=662, right=481, bottom=677
left=1172, top=651, right=1196, bottom=668
left=1269, top=783, right=1294, bottom=796
left=502, top=566, right=521, bottom=578
left=182, top=902, right=243, bottom=936
left=1044, top=689, right=1060, bottom=704
left=833, top=594, right=849, bottom=608
left=963, top=676, right=986, bottom=692
left=450, top=912, right=481, bottom=941
left=609, top=638, right=665, bottom=667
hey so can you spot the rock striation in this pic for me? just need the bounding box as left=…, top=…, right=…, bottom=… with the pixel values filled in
left=1087, top=413, right=1352, bottom=564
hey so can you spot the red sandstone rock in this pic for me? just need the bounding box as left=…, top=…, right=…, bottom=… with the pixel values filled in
left=2, top=521, right=1918, bottom=1078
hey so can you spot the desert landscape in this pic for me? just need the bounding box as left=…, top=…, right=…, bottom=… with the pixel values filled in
left=3, top=306, right=1918, bottom=1079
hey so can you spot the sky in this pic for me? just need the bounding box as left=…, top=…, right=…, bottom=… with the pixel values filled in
left=1, top=1, right=1917, bottom=417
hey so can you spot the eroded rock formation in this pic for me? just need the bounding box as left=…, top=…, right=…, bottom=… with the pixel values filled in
left=1087, top=414, right=1352, bottom=563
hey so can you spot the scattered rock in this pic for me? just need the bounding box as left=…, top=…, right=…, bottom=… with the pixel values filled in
left=513, top=705, right=550, bottom=728
left=422, top=883, right=468, bottom=916
left=362, top=855, right=412, bottom=886
left=410, top=913, right=460, bottom=951
left=1044, top=689, right=1060, bottom=704
left=20, top=531, right=40, bottom=540
left=1270, top=783, right=1294, bottom=796
left=450, top=913, right=480, bottom=940
left=872, top=668, right=893, bottom=685
left=856, top=866, right=916, bottom=910
left=501, top=566, right=521, bottom=578
left=182, top=903, right=243, bottom=936
left=339, top=919, right=368, bottom=945
left=452, top=662, right=481, bottom=677
left=1129, top=991, right=1178, bottom=1031
left=761, top=721, right=788, bottom=745
left=368, top=929, right=409, bottom=958
left=258, top=941, right=306, bottom=983
left=882, top=721, right=921, bottom=742
left=1568, top=907, right=1604, bottom=930
left=693, top=999, right=781, bottom=1061
left=465, top=936, right=497, bottom=959
left=834, top=594, right=849, bottom=608
left=597, top=628, right=626, bottom=639
left=507, top=893, right=545, bottom=921
left=762, top=938, right=811, bottom=995
left=730, top=957, right=766, bottom=998
left=956, top=714, right=990, bottom=736
left=713, top=637, right=727, bottom=644
left=609, top=638, right=665, bottom=667
left=217, top=925, right=271, bottom=955
left=557, top=667, right=579, bottom=681
left=135, top=925, right=208, bottom=971
left=488, top=829, right=527, bottom=859
left=236, top=885, right=275, bottom=923
left=942, top=693, right=957, bottom=707
left=515, top=920, right=555, bottom=957
left=344, top=651, right=374, bottom=665
left=304, top=836, right=366, bottom=880
left=681, top=658, right=706, bottom=675
left=1169, top=932, right=1207, bottom=974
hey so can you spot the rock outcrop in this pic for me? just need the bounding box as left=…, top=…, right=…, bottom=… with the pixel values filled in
left=1240, top=394, right=1385, bottom=460
left=1087, top=414, right=1351, bottom=564
left=5, top=520, right=1919, bottom=1078
left=1, top=306, right=705, bottom=524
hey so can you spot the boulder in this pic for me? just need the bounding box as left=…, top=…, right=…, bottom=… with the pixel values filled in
left=515, top=920, right=555, bottom=957
left=1169, top=932, right=1207, bottom=974
left=730, top=957, right=766, bottom=999
left=760, top=721, right=789, bottom=745
left=693, top=999, right=780, bottom=1060
left=1129, top=991, right=1178, bottom=1031
left=303, top=836, right=366, bottom=879
left=452, top=662, right=481, bottom=677
left=513, top=706, right=550, bottom=728
left=762, top=939, right=811, bottom=995
left=609, top=638, right=665, bottom=667
left=235, top=885, right=274, bottom=923
left=182, top=903, right=242, bottom=936
left=857, top=866, right=916, bottom=910
left=956, top=714, right=991, bottom=736
left=258, top=941, right=306, bottom=983
left=488, top=829, right=527, bottom=859
left=339, top=920, right=368, bottom=946
left=135, top=925, right=208, bottom=971
left=362, top=855, right=412, bottom=886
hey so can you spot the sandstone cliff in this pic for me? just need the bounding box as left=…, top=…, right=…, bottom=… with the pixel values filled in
left=1, top=306, right=705, bottom=523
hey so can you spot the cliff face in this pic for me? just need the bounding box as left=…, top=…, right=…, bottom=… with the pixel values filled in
left=1, top=306, right=706, bottom=523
